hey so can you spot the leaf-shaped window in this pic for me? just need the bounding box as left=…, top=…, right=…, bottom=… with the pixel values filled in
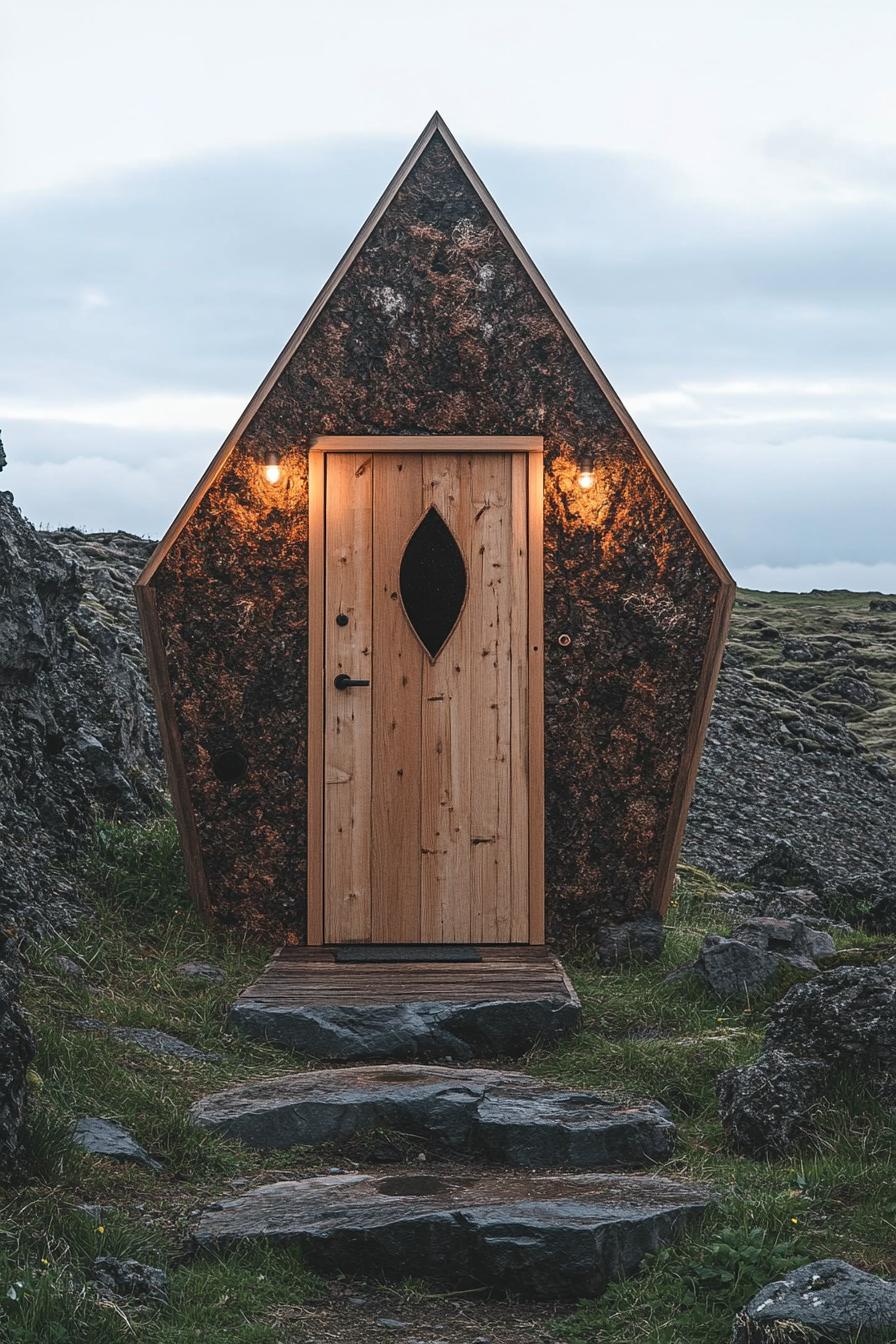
left=399, top=506, right=467, bottom=660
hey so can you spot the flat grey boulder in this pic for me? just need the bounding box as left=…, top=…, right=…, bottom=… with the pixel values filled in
left=73, top=1017, right=219, bottom=1062
left=189, top=1065, right=676, bottom=1168
left=71, top=1117, right=161, bottom=1171
left=732, top=1258, right=896, bottom=1341
left=229, top=994, right=581, bottom=1062
left=194, top=1170, right=712, bottom=1299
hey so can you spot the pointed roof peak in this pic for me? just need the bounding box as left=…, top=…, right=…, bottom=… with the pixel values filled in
left=139, top=116, right=732, bottom=590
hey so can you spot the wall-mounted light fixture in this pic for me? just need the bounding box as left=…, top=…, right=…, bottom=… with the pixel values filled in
left=576, top=448, right=597, bottom=490
left=263, top=449, right=282, bottom=485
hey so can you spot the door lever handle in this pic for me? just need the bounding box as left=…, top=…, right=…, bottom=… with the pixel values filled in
left=334, top=674, right=370, bottom=690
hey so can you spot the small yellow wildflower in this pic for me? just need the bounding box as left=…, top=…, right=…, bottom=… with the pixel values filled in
left=790, top=1217, right=799, bottom=1225
left=97, top=1225, right=105, bottom=1234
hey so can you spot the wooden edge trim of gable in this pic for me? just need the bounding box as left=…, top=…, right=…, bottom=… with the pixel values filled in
left=134, top=584, right=211, bottom=917
left=651, top=573, right=736, bottom=916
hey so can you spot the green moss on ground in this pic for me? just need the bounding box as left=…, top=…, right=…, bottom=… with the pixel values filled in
left=2, top=821, right=895, bottom=1343
left=730, top=588, right=896, bottom=762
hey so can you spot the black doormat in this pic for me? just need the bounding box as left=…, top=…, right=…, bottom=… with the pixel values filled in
left=334, top=944, right=482, bottom=963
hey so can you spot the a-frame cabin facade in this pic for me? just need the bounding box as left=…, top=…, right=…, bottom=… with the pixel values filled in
left=137, top=114, right=733, bottom=950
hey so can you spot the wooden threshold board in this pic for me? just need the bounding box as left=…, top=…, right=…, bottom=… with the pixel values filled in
left=238, top=945, right=576, bottom=1006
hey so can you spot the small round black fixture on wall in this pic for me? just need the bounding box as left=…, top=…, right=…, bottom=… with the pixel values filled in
left=212, top=747, right=249, bottom=784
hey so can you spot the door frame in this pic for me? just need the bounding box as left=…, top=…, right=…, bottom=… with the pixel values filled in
left=306, top=435, right=545, bottom=945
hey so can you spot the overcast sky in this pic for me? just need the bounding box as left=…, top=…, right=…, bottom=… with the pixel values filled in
left=2, top=0, right=895, bottom=591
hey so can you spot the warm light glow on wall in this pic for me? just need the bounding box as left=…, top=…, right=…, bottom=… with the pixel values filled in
left=575, top=447, right=597, bottom=491
left=263, top=449, right=282, bottom=484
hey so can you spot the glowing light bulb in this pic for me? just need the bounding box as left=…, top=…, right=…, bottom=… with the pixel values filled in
left=263, top=450, right=282, bottom=484
left=577, top=468, right=595, bottom=490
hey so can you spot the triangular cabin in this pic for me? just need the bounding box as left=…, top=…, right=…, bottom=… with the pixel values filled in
left=136, top=115, right=732, bottom=1050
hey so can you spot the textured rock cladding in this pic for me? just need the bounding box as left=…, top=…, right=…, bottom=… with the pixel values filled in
left=151, top=133, right=724, bottom=940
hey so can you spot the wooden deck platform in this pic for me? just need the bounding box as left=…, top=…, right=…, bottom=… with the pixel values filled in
left=237, top=944, right=577, bottom=1007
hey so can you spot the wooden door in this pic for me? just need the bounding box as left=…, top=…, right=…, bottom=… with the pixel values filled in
left=312, top=442, right=543, bottom=945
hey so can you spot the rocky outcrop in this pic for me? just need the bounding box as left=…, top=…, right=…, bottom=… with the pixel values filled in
left=717, top=1050, right=828, bottom=1157
left=717, top=962, right=896, bottom=1155
left=764, top=962, right=896, bottom=1074
left=0, top=452, right=163, bottom=935
left=732, top=1259, right=896, bottom=1342
left=41, top=527, right=164, bottom=820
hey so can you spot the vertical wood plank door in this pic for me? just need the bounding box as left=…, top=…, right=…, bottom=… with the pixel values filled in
left=320, top=448, right=541, bottom=944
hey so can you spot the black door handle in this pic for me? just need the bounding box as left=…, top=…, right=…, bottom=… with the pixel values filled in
left=334, top=674, right=370, bottom=690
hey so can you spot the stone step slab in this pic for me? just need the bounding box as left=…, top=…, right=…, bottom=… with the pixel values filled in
left=194, top=1170, right=712, bottom=1299
left=229, top=993, right=581, bottom=1062
left=189, top=1064, right=677, bottom=1168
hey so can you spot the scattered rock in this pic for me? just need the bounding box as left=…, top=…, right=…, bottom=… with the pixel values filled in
left=596, top=915, right=665, bottom=968
left=758, top=886, right=851, bottom=932
left=780, top=638, right=815, bottom=662
left=190, top=1065, right=676, bottom=1169
left=870, top=599, right=896, bottom=613
left=71, top=1117, right=161, bottom=1171
left=90, top=1256, right=169, bottom=1304
left=740, top=841, right=825, bottom=893
left=72, top=1018, right=220, bottom=1061
left=764, top=963, right=896, bottom=1075
left=732, top=1258, right=896, bottom=1342
left=685, top=662, right=896, bottom=897
left=194, top=1170, right=713, bottom=1299
left=53, top=954, right=87, bottom=980
left=175, top=961, right=225, bottom=984
left=717, top=1050, right=829, bottom=1156
left=730, top=916, right=835, bottom=964
left=670, top=935, right=783, bottom=998
left=672, top=912, right=838, bottom=1000
left=827, top=869, right=896, bottom=933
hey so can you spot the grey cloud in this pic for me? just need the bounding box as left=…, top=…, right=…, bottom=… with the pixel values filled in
left=1, top=134, right=895, bottom=585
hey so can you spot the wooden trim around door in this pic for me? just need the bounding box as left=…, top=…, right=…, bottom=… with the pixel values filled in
left=306, top=436, right=545, bottom=946
left=314, top=435, right=543, bottom=454
left=306, top=450, right=326, bottom=944
left=527, top=451, right=546, bottom=944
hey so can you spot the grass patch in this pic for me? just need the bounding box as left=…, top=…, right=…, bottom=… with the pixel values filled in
left=4, top=814, right=896, bottom=1343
